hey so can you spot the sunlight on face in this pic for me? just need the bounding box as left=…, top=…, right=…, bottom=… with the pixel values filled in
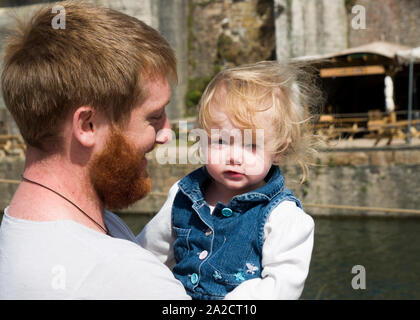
left=203, top=108, right=274, bottom=193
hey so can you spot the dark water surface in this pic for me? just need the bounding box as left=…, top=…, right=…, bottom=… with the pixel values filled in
left=300, top=216, right=420, bottom=300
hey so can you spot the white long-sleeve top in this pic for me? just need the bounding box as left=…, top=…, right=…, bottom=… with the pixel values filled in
left=136, top=181, right=315, bottom=300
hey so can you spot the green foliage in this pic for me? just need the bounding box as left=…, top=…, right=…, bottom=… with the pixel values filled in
left=216, top=33, right=247, bottom=65
left=186, top=90, right=202, bottom=109
left=185, top=75, right=214, bottom=116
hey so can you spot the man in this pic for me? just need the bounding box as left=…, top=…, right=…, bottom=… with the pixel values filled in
left=0, top=1, right=190, bottom=299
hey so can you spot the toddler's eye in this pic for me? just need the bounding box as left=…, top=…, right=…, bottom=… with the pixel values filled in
left=245, top=144, right=257, bottom=150
left=219, top=139, right=227, bottom=145
left=212, top=138, right=227, bottom=145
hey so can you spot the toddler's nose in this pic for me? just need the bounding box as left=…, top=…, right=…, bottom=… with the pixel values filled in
left=226, top=144, right=243, bottom=165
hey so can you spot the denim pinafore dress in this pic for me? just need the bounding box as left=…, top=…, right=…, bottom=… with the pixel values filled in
left=171, top=165, right=302, bottom=300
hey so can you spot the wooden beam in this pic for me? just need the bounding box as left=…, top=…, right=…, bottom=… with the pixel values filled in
left=320, top=65, right=386, bottom=78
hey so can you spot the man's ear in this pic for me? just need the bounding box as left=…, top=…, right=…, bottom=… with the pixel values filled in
left=72, top=106, right=96, bottom=148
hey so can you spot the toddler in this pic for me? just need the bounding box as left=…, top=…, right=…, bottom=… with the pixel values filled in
left=137, top=61, right=320, bottom=300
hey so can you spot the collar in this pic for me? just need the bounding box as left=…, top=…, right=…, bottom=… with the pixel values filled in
left=178, top=165, right=285, bottom=213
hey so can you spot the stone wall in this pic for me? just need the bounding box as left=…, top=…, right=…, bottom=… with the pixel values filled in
left=2, top=148, right=419, bottom=218
left=185, top=0, right=276, bottom=115
left=275, top=0, right=348, bottom=59
left=141, top=148, right=420, bottom=218
left=188, top=0, right=275, bottom=78
left=348, top=0, right=420, bottom=49
left=291, top=148, right=420, bottom=217
left=188, top=0, right=275, bottom=79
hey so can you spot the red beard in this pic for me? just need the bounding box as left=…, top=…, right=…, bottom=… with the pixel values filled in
left=89, top=129, right=152, bottom=211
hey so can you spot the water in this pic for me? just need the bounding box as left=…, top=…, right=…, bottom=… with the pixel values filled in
left=300, top=217, right=420, bottom=300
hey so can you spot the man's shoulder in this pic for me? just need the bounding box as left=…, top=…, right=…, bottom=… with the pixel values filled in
left=0, top=213, right=189, bottom=299
left=73, top=233, right=190, bottom=299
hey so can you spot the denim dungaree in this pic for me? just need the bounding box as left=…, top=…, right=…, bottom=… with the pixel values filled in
left=172, top=165, right=303, bottom=300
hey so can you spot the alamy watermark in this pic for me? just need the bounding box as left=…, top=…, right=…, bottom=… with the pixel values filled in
left=51, top=5, right=66, bottom=30
left=351, top=265, right=366, bottom=290
left=51, top=264, right=66, bottom=290
left=351, top=5, right=366, bottom=30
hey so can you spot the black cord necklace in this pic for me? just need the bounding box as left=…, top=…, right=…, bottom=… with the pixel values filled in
left=21, top=175, right=109, bottom=235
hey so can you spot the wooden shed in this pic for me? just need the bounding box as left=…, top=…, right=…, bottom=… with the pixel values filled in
left=295, top=41, right=420, bottom=142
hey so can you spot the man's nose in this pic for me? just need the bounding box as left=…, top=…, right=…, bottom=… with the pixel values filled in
left=155, top=116, right=172, bottom=144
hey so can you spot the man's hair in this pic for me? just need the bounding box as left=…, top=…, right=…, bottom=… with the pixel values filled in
left=197, top=60, right=324, bottom=182
left=1, top=1, right=177, bottom=151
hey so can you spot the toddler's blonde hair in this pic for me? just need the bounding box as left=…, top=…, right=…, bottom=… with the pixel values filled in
left=197, top=60, right=324, bottom=183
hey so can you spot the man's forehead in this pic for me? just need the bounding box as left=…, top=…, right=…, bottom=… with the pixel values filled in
left=141, top=77, right=171, bottom=111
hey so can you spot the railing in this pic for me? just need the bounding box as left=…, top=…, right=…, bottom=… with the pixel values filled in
left=0, top=135, right=26, bottom=157
left=0, top=110, right=419, bottom=155
left=313, top=110, right=420, bottom=144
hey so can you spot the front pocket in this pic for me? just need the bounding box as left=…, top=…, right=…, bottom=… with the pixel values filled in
left=173, top=227, right=191, bottom=262
left=208, top=260, right=261, bottom=290
left=206, top=243, right=260, bottom=287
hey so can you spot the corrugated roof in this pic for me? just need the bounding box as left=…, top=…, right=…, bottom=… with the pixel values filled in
left=396, top=47, right=420, bottom=65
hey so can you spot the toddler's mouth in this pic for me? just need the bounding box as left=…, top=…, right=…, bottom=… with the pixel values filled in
left=223, top=170, right=244, bottom=178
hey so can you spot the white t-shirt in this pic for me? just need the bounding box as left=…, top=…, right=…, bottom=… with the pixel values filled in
left=0, top=208, right=190, bottom=300
left=137, top=181, right=315, bottom=300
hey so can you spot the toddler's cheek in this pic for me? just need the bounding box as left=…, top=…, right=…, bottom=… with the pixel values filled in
left=243, top=153, right=266, bottom=176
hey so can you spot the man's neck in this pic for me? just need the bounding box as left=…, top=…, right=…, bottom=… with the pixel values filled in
left=8, top=149, right=107, bottom=234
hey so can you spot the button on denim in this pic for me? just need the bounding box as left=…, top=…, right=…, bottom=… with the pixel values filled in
left=221, top=208, right=233, bottom=217
left=190, top=273, right=199, bottom=285
left=172, top=165, right=302, bottom=300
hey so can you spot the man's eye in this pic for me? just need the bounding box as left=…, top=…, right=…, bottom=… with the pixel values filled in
left=152, top=112, right=165, bottom=121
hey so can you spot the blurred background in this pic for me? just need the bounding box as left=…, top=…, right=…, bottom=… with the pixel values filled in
left=0, top=0, right=419, bottom=299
